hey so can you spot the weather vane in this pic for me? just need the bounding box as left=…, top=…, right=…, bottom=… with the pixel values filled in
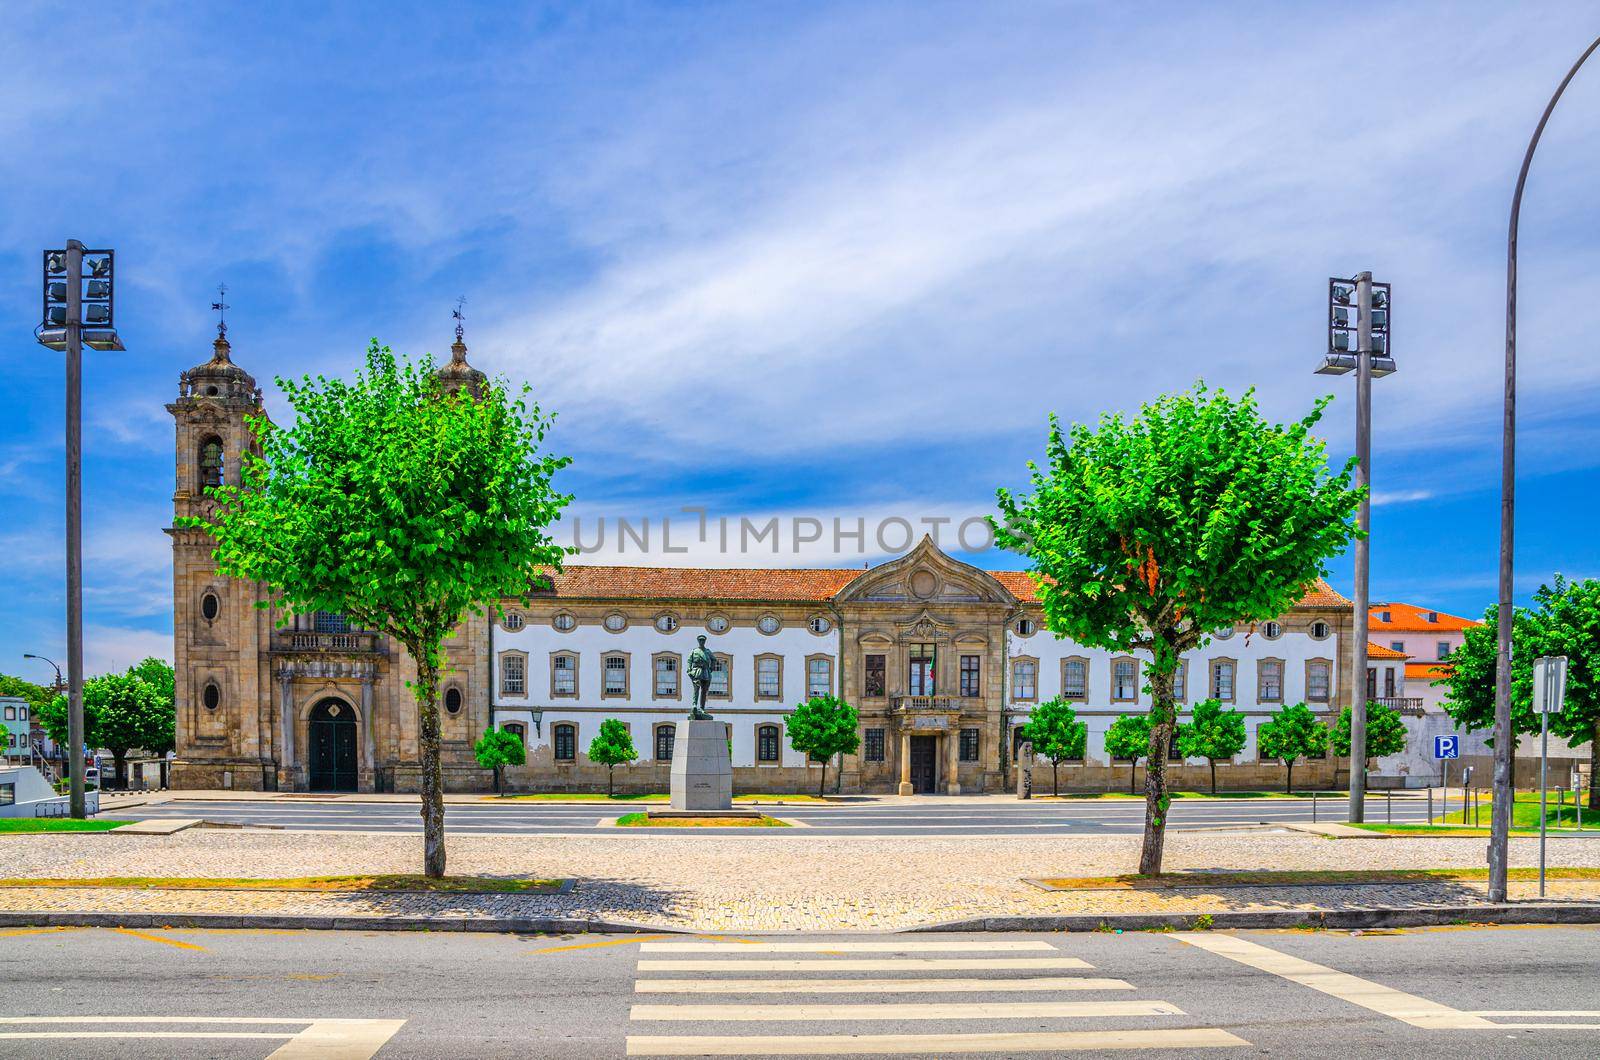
left=452, top=295, right=466, bottom=342
left=211, top=283, right=230, bottom=339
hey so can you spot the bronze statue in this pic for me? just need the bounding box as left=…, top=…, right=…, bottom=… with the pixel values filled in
left=687, top=634, right=715, bottom=719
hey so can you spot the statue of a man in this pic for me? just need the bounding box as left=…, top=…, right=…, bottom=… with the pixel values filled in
left=686, top=634, right=715, bottom=720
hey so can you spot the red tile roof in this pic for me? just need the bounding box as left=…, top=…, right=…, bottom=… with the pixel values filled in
left=1366, top=642, right=1410, bottom=660
left=538, top=564, right=1351, bottom=611
left=1405, top=661, right=1453, bottom=680
left=1370, top=602, right=1481, bottom=632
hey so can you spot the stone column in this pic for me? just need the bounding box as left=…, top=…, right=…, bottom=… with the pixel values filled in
left=360, top=673, right=376, bottom=788
left=277, top=670, right=295, bottom=792
left=897, top=731, right=913, bottom=796
left=945, top=727, right=962, bottom=795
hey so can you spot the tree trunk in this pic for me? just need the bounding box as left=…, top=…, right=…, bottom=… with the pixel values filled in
left=112, top=751, right=126, bottom=791
left=1589, top=722, right=1600, bottom=811
left=1130, top=761, right=1139, bottom=794
left=818, top=758, right=827, bottom=798
left=410, top=643, right=447, bottom=879
left=493, top=765, right=501, bottom=796
left=1138, top=662, right=1178, bottom=876
left=1286, top=760, right=1294, bottom=795
left=1052, top=760, right=1059, bottom=796
left=608, top=764, right=615, bottom=797
left=1210, top=759, right=1218, bottom=795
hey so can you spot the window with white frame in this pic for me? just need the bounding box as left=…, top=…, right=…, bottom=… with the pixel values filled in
left=603, top=654, right=628, bottom=696
left=1062, top=658, right=1087, bottom=700
left=1211, top=660, right=1235, bottom=701
left=757, top=614, right=781, bottom=635
left=1262, top=621, right=1281, bottom=640
left=709, top=655, right=730, bottom=698
left=551, top=654, right=576, bottom=696
left=553, top=612, right=576, bottom=632
left=706, top=615, right=729, bottom=633
left=656, top=613, right=678, bottom=632
left=1258, top=659, right=1283, bottom=702
left=1311, top=620, right=1330, bottom=640
left=1173, top=661, right=1187, bottom=702
left=1307, top=660, right=1331, bottom=702
left=501, top=654, right=526, bottom=696
left=756, top=656, right=781, bottom=700
left=1112, top=659, right=1138, bottom=701
left=757, top=724, right=781, bottom=763
left=807, top=657, right=831, bottom=698
left=654, top=655, right=679, bottom=698
left=1437, top=641, right=1451, bottom=660
left=1012, top=659, right=1037, bottom=701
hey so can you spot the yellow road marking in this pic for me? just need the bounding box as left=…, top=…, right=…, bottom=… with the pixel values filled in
left=109, top=927, right=208, bottom=952
left=641, top=941, right=1057, bottom=953
left=630, top=1000, right=1183, bottom=1021
left=1174, top=932, right=1494, bottom=1029
left=530, top=934, right=673, bottom=955
left=625, top=1029, right=1249, bottom=1055
left=0, top=926, right=82, bottom=938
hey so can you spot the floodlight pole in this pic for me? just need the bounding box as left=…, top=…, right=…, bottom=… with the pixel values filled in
left=1489, top=34, right=1600, bottom=905
left=1347, top=271, right=1373, bottom=824
left=62, top=239, right=87, bottom=819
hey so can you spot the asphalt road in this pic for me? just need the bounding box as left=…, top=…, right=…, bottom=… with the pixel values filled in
left=116, top=795, right=1433, bottom=835
left=3, top=925, right=1596, bottom=1058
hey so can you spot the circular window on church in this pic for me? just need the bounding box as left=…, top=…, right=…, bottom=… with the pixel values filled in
left=202, top=682, right=221, bottom=710
left=910, top=569, right=938, bottom=599
left=444, top=688, right=463, bottom=715
left=200, top=592, right=220, bottom=622
left=205, top=385, right=219, bottom=396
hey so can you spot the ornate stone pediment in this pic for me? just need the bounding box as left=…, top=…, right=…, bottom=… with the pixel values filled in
left=833, top=536, right=1019, bottom=606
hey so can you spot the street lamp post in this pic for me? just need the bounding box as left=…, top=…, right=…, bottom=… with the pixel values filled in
left=1488, top=34, right=1600, bottom=904
left=38, top=241, right=124, bottom=819
left=1318, top=273, right=1394, bottom=822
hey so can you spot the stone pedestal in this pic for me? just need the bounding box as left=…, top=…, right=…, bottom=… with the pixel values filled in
left=669, top=719, right=733, bottom=811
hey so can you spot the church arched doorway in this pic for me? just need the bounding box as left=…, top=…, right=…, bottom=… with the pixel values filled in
left=308, top=699, right=358, bottom=792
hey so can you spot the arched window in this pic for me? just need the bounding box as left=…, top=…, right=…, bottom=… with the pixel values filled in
left=198, top=437, right=224, bottom=487
left=553, top=723, right=577, bottom=762
left=757, top=724, right=780, bottom=763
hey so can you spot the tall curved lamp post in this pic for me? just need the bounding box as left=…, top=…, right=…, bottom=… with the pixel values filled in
left=1489, top=34, right=1600, bottom=904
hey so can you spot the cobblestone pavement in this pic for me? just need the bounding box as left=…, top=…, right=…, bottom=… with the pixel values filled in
left=3, top=831, right=1598, bottom=931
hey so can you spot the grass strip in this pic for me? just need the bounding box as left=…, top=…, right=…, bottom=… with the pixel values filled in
left=615, top=812, right=789, bottom=828
left=0, top=874, right=567, bottom=893
left=492, top=793, right=828, bottom=803
left=0, top=819, right=129, bottom=834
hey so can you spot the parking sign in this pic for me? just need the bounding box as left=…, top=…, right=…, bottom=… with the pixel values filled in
left=1433, top=735, right=1459, bottom=760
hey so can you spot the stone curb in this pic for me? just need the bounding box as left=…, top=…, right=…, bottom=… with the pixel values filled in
left=0, top=910, right=686, bottom=935
left=909, top=902, right=1600, bottom=933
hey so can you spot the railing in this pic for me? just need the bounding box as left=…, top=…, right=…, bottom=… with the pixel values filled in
left=892, top=695, right=960, bottom=713
left=1377, top=697, right=1426, bottom=715
left=273, top=630, right=385, bottom=654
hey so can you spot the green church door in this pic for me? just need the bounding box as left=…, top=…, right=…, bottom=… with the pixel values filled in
left=308, top=699, right=358, bottom=792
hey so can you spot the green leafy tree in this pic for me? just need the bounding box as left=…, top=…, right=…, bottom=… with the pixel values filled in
left=128, top=658, right=175, bottom=707
left=1178, top=698, right=1248, bottom=794
left=1104, top=713, right=1153, bottom=794
left=182, top=341, right=571, bottom=877
left=1443, top=576, right=1600, bottom=807
left=0, top=674, right=54, bottom=716
left=994, top=384, right=1361, bottom=872
left=40, top=673, right=173, bottom=789
left=587, top=718, right=638, bottom=796
left=1330, top=700, right=1408, bottom=764
left=1257, top=702, right=1330, bottom=794
left=1022, top=696, right=1088, bottom=795
left=787, top=695, right=860, bottom=797
left=474, top=727, right=526, bottom=796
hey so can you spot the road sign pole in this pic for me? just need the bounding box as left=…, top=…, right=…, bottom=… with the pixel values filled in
left=1540, top=705, right=1549, bottom=896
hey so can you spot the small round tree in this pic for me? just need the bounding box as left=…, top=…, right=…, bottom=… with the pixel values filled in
left=1256, top=702, right=1330, bottom=794
left=473, top=727, right=526, bottom=796
left=1023, top=697, right=1087, bottom=795
left=1177, top=698, right=1248, bottom=794
left=787, top=695, right=860, bottom=798
left=1104, top=714, right=1153, bottom=794
left=1330, top=700, right=1408, bottom=774
left=588, top=718, right=638, bottom=796
left=40, top=665, right=174, bottom=791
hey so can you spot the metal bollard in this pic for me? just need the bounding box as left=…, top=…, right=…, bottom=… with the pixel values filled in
left=1386, top=788, right=1392, bottom=824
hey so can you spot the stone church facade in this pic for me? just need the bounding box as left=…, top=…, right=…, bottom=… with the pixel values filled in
left=168, top=336, right=1355, bottom=795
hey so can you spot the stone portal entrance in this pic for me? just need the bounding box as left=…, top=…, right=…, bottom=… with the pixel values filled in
left=308, top=699, right=358, bottom=792
left=909, top=735, right=938, bottom=794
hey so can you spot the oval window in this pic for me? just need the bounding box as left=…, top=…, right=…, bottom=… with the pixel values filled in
left=757, top=615, right=781, bottom=635
left=1263, top=621, right=1282, bottom=640
left=706, top=615, right=729, bottom=633
left=1213, top=626, right=1234, bottom=640
left=656, top=613, right=679, bottom=632
left=604, top=613, right=627, bottom=632
left=200, top=592, right=220, bottom=622
left=808, top=615, right=831, bottom=634
left=444, top=688, right=463, bottom=715
left=503, top=612, right=525, bottom=631
left=1311, top=621, right=1330, bottom=640
left=553, top=612, right=576, bottom=632
left=1016, top=618, right=1036, bottom=636
left=202, top=683, right=221, bottom=710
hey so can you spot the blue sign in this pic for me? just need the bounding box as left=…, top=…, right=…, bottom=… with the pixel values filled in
left=1433, top=735, right=1460, bottom=760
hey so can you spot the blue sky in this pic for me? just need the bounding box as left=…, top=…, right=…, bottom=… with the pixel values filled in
left=3, top=2, right=1599, bottom=675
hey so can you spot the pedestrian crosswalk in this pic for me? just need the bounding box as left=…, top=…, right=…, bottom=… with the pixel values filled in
left=625, top=938, right=1247, bottom=1056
